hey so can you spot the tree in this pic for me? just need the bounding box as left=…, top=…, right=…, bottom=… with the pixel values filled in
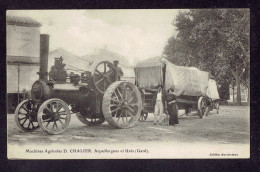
left=164, top=9, right=250, bottom=105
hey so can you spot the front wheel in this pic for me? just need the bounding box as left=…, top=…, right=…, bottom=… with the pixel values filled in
left=37, top=99, right=71, bottom=135
left=15, top=99, right=39, bottom=132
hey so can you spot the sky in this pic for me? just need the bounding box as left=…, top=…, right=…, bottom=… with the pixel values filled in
left=7, top=10, right=181, bottom=64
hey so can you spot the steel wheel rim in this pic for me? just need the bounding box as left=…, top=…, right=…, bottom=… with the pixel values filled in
left=15, top=99, right=39, bottom=131
left=37, top=99, right=71, bottom=135
left=103, top=81, right=142, bottom=128
left=110, top=83, right=140, bottom=127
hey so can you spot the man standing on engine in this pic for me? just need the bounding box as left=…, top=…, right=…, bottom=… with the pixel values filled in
left=113, top=60, right=124, bottom=81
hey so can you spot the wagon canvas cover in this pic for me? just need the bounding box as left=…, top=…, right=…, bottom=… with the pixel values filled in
left=206, top=79, right=220, bottom=100
left=163, top=59, right=209, bottom=97
left=134, top=57, right=164, bottom=88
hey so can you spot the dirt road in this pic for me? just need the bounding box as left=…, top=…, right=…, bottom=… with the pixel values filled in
left=7, top=105, right=249, bottom=146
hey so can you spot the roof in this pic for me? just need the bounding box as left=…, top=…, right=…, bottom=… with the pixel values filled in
left=6, top=16, right=41, bottom=27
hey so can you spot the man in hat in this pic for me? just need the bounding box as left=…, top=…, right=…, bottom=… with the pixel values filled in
left=113, top=60, right=124, bottom=81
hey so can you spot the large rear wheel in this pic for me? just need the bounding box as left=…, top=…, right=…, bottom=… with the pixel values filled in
left=102, top=81, right=142, bottom=128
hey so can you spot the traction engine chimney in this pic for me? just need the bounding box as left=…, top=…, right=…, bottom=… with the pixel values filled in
left=38, top=34, right=49, bottom=80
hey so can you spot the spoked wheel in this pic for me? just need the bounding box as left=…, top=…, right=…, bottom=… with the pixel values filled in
left=198, top=97, right=209, bottom=118
left=37, top=99, right=71, bottom=135
left=92, top=61, right=115, bottom=94
left=138, top=111, right=148, bottom=122
left=76, top=113, right=105, bottom=126
left=15, top=99, right=39, bottom=132
left=102, top=81, right=142, bottom=128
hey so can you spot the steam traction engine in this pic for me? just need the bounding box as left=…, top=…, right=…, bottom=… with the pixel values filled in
left=15, top=34, right=142, bottom=134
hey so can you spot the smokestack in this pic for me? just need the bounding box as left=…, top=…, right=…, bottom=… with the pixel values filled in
left=38, top=34, right=49, bottom=80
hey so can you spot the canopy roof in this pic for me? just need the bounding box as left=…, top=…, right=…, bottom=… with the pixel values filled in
left=7, top=16, right=41, bottom=27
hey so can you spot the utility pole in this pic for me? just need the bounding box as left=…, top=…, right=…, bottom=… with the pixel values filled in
left=17, top=62, right=20, bottom=104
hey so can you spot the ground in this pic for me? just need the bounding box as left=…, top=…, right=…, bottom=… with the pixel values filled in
left=8, top=105, right=249, bottom=145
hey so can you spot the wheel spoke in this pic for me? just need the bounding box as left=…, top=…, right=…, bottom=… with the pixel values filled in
left=19, top=112, right=27, bottom=115
left=18, top=116, right=27, bottom=121
left=95, top=70, right=104, bottom=77
left=46, top=107, right=52, bottom=113
left=104, top=62, right=107, bottom=74
left=56, top=103, right=62, bottom=112
left=111, top=107, right=121, bottom=113
left=46, top=121, right=51, bottom=128
left=106, top=70, right=113, bottom=77
left=121, top=110, right=125, bottom=124
left=111, top=98, right=120, bottom=104
left=59, top=119, right=64, bottom=125
left=42, top=118, right=52, bottom=122
left=116, top=88, right=123, bottom=100
left=22, top=118, right=28, bottom=125
left=54, top=121, right=58, bottom=129
left=126, top=106, right=135, bottom=113
left=113, top=91, right=120, bottom=101
left=129, top=102, right=138, bottom=107
left=21, top=106, right=28, bottom=112
left=125, top=110, right=128, bottom=122
left=110, top=103, right=117, bottom=107
left=96, top=77, right=104, bottom=85
left=116, top=111, right=121, bottom=122
left=52, top=122, right=56, bottom=129
left=104, top=79, right=107, bottom=91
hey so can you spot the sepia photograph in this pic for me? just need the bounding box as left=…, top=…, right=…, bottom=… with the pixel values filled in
left=6, top=9, right=250, bottom=159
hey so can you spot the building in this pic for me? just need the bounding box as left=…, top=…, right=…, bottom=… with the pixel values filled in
left=7, top=16, right=41, bottom=112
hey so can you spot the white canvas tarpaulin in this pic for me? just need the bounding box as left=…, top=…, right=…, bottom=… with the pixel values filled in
left=163, top=59, right=209, bottom=97
left=134, top=66, right=163, bottom=88
left=134, top=57, right=164, bottom=88
left=206, top=79, right=220, bottom=100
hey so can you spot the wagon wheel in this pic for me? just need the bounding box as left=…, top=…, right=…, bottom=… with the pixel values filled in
left=76, top=113, right=105, bottom=126
left=198, top=97, right=209, bottom=118
left=102, top=81, right=142, bottom=128
left=15, top=99, right=39, bottom=132
left=37, top=99, right=71, bottom=135
left=92, top=61, right=115, bottom=94
left=138, top=111, right=148, bottom=122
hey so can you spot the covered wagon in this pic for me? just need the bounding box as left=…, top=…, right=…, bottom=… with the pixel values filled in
left=134, top=57, right=220, bottom=120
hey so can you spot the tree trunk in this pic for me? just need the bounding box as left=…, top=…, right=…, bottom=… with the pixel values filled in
left=235, top=69, right=242, bottom=106
left=232, top=87, right=235, bottom=102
